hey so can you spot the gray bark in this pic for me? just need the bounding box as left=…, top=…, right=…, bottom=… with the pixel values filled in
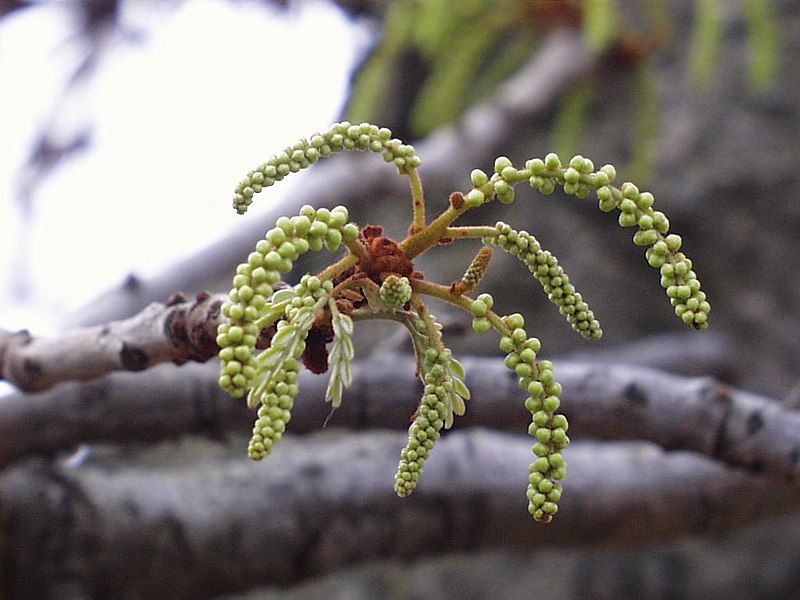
left=1, top=430, right=796, bottom=598
left=2, top=353, right=797, bottom=483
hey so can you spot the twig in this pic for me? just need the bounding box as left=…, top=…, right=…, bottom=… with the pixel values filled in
left=0, top=292, right=227, bottom=393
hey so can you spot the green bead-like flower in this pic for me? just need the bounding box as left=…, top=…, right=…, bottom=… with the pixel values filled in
left=499, top=315, right=568, bottom=522
left=515, top=152, right=710, bottom=330
left=380, top=275, right=412, bottom=308
left=218, top=205, right=357, bottom=398
left=490, top=222, right=602, bottom=340
left=232, top=122, right=421, bottom=214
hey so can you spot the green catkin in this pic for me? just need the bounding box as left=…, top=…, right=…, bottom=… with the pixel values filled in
left=394, top=346, right=452, bottom=497
left=498, top=313, right=568, bottom=523
left=458, top=246, right=493, bottom=293
left=379, top=275, right=413, bottom=309
left=488, top=222, right=602, bottom=340
left=247, top=275, right=333, bottom=460
left=232, top=122, right=421, bottom=214
left=217, top=205, right=360, bottom=397
left=487, top=153, right=710, bottom=329
left=247, top=356, right=299, bottom=460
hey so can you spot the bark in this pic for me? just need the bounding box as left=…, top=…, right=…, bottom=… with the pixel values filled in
left=2, top=354, right=798, bottom=484
left=69, top=30, right=597, bottom=328
left=1, top=430, right=797, bottom=598
left=0, top=292, right=226, bottom=393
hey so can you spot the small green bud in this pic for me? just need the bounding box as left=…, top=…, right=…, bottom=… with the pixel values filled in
left=465, top=189, right=485, bottom=207
left=544, top=153, right=561, bottom=170
left=494, top=156, right=512, bottom=173
left=472, top=317, right=491, bottom=333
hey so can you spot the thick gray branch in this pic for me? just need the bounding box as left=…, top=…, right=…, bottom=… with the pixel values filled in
left=69, top=30, right=596, bottom=327
left=0, top=292, right=226, bottom=393
left=1, top=431, right=797, bottom=597
left=2, top=355, right=799, bottom=484
left=3, top=282, right=733, bottom=393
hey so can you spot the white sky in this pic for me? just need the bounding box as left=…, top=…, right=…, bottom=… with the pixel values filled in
left=0, top=0, right=364, bottom=335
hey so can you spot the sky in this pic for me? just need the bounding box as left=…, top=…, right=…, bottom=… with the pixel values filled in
left=0, top=0, right=364, bottom=332
left=0, top=0, right=364, bottom=397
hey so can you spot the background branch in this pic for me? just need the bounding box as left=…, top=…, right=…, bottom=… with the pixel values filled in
left=2, top=353, right=797, bottom=484
left=1, top=430, right=797, bottom=597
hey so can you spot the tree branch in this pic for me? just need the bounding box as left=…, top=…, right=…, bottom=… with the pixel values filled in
left=2, top=355, right=799, bottom=485
left=1, top=430, right=797, bottom=597
left=68, top=30, right=596, bottom=328
left=0, top=292, right=227, bottom=393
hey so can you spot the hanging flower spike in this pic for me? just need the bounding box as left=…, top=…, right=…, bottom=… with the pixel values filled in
left=499, top=313, right=568, bottom=522
left=232, top=122, right=421, bottom=214
left=217, top=205, right=359, bottom=397
left=218, top=122, right=712, bottom=524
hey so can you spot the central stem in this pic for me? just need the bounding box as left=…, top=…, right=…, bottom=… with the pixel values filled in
left=400, top=204, right=467, bottom=259
left=408, top=168, right=426, bottom=234
left=410, top=279, right=510, bottom=336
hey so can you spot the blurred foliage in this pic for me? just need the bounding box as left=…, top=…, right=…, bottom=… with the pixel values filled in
left=345, top=0, right=780, bottom=182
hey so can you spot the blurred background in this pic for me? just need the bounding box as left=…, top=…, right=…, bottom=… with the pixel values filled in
left=1, top=0, right=799, bottom=597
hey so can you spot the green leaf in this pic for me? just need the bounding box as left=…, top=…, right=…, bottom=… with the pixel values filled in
left=325, top=311, right=355, bottom=408
left=453, top=377, right=471, bottom=400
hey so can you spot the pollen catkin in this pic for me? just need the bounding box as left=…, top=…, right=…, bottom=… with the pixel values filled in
left=456, top=246, right=492, bottom=293
left=488, top=222, right=602, bottom=339
left=394, top=347, right=452, bottom=497
left=499, top=313, right=568, bottom=522
left=379, top=275, right=413, bottom=308
left=217, top=205, right=360, bottom=398
left=485, top=152, right=709, bottom=329
left=232, top=122, right=421, bottom=214
left=247, top=275, right=333, bottom=460
left=247, top=356, right=299, bottom=460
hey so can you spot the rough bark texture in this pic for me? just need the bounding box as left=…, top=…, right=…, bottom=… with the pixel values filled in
left=2, top=353, right=797, bottom=483
left=1, top=431, right=797, bottom=598
left=0, top=292, right=226, bottom=393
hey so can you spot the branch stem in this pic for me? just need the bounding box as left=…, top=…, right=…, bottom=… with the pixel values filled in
left=409, top=279, right=510, bottom=336
left=407, top=168, right=426, bottom=233
left=400, top=204, right=469, bottom=259
left=316, top=252, right=359, bottom=282
left=444, top=225, right=500, bottom=240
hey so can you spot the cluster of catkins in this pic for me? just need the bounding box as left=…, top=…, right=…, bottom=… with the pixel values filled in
left=217, top=205, right=359, bottom=397
left=465, top=153, right=710, bottom=329
left=247, top=275, right=333, bottom=460
left=499, top=313, right=568, bottom=522
left=488, top=222, right=602, bottom=339
left=233, top=122, right=421, bottom=214
left=216, top=119, right=712, bottom=525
